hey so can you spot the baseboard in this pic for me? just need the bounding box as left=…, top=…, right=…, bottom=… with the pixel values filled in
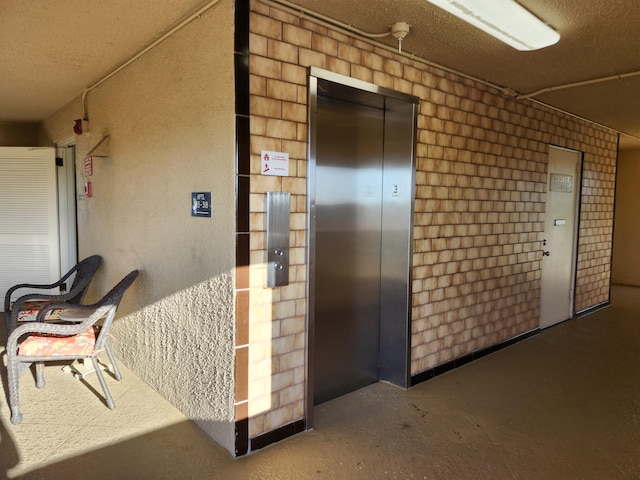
left=248, top=419, right=307, bottom=454
left=410, top=328, right=540, bottom=387
left=575, top=301, right=610, bottom=317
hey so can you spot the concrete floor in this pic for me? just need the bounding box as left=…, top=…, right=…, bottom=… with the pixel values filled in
left=1, top=285, right=639, bottom=479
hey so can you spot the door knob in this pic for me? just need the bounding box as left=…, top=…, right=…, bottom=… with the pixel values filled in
left=543, top=251, right=550, bottom=256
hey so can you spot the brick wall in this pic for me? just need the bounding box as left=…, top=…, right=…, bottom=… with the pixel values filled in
left=246, top=0, right=617, bottom=439
left=575, top=150, right=617, bottom=311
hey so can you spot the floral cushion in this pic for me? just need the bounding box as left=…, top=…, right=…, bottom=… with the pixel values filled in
left=18, top=327, right=97, bottom=357
left=16, top=301, right=65, bottom=322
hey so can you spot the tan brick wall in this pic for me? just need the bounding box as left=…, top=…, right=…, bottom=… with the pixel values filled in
left=248, top=0, right=617, bottom=437
left=247, top=0, right=308, bottom=439
left=575, top=148, right=617, bottom=311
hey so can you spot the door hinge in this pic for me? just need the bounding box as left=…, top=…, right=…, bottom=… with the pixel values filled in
left=55, top=157, right=64, bottom=167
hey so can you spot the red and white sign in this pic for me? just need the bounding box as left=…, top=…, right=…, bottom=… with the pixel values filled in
left=84, top=156, right=93, bottom=177
left=261, top=150, right=289, bottom=177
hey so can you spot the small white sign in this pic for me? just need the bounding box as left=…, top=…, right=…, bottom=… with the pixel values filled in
left=84, top=156, right=93, bottom=177
left=550, top=173, right=573, bottom=193
left=261, top=150, right=289, bottom=177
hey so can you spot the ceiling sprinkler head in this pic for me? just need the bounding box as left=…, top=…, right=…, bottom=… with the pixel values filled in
left=391, top=22, right=411, bottom=53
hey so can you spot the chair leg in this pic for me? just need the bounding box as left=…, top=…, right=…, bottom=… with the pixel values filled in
left=104, top=342, right=122, bottom=381
left=35, top=362, right=45, bottom=389
left=92, top=357, right=115, bottom=409
left=7, top=357, right=23, bottom=425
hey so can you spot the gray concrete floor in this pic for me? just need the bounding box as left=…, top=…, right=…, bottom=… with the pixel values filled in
left=1, top=285, right=639, bottom=479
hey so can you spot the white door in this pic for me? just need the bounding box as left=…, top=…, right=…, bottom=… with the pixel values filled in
left=0, top=147, right=60, bottom=305
left=540, top=146, right=581, bottom=328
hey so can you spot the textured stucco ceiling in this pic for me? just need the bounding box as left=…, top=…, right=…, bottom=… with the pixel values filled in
left=2, top=0, right=640, bottom=147
left=280, top=0, right=640, bottom=148
left=0, top=0, right=205, bottom=122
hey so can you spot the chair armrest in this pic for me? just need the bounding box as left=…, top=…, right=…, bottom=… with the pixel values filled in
left=4, top=266, right=80, bottom=311
left=7, top=317, right=95, bottom=355
left=9, top=303, right=112, bottom=354
left=35, top=302, right=97, bottom=323
left=7, top=291, right=86, bottom=332
left=12, top=289, right=86, bottom=311
left=7, top=278, right=69, bottom=296
left=5, top=283, right=65, bottom=312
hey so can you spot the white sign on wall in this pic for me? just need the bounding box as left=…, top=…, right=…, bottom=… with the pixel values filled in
left=549, top=173, right=573, bottom=193
left=261, top=150, right=289, bottom=177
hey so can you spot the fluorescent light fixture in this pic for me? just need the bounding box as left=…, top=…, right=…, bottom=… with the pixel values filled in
left=426, top=0, right=560, bottom=51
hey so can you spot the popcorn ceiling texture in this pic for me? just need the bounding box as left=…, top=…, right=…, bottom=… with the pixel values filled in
left=248, top=0, right=617, bottom=439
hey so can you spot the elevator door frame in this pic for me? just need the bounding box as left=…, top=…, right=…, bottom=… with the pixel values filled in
left=306, top=68, right=418, bottom=428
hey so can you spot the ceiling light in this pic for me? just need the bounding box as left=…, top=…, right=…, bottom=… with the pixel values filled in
left=426, top=0, right=560, bottom=51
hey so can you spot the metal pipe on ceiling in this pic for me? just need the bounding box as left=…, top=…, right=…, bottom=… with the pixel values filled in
left=517, top=70, right=640, bottom=100
left=261, top=0, right=510, bottom=95
left=262, top=0, right=632, bottom=139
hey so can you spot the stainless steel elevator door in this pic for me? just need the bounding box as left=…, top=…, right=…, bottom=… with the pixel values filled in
left=314, top=95, right=384, bottom=404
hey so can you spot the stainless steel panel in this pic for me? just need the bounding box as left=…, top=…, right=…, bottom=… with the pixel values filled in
left=379, top=97, right=416, bottom=387
left=265, top=192, right=290, bottom=288
left=313, top=94, right=384, bottom=404
left=307, top=70, right=417, bottom=419
left=310, top=67, right=420, bottom=105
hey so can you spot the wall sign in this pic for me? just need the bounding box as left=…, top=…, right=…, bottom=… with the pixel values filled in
left=191, top=192, right=211, bottom=217
left=84, top=156, right=93, bottom=176
left=549, top=173, right=573, bottom=193
left=261, top=150, right=289, bottom=177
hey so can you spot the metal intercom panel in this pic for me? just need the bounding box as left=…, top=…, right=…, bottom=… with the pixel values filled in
left=265, top=192, right=290, bottom=288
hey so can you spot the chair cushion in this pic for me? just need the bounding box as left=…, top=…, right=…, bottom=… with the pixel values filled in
left=18, top=300, right=61, bottom=322
left=18, top=327, right=97, bottom=357
left=16, top=301, right=65, bottom=322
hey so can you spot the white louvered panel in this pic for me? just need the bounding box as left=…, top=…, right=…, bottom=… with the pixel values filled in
left=0, top=148, right=59, bottom=309
left=0, top=158, right=51, bottom=235
left=0, top=244, right=52, bottom=303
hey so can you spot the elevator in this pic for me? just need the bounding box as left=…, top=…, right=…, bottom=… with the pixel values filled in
left=307, top=69, right=418, bottom=418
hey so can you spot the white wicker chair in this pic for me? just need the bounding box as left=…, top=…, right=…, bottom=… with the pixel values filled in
left=6, top=270, right=139, bottom=424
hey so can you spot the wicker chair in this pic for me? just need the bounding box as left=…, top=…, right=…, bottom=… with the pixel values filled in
left=4, top=255, right=102, bottom=334
left=6, top=270, right=139, bottom=425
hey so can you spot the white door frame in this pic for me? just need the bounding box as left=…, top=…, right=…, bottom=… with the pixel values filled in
left=56, top=138, right=78, bottom=279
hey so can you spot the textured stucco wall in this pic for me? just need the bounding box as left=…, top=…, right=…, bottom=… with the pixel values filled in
left=612, top=148, right=640, bottom=286
left=39, top=0, right=237, bottom=453
left=0, top=122, right=38, bottom=146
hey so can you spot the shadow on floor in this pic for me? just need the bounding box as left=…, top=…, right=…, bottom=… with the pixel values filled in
left=1, top=285, right=639, bottom=479
left=7, top=421, right=235, bottom=480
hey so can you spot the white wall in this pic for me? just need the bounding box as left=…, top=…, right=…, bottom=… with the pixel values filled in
left=39, top=0, right=237, bottom=452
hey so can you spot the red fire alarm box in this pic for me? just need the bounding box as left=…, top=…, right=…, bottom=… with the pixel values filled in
left=84, top=181, right=92, bottom=197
